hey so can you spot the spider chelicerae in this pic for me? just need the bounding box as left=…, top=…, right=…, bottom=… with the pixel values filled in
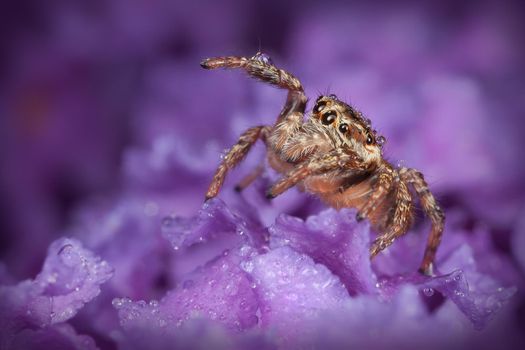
left=201, top=52, right=445, bottom=276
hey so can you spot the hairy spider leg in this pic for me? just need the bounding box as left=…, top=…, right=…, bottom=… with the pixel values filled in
left=355, top=170, right=394, bottom=222
left=200, top=54, right=303, bottom=92
left=205, top=126, right=270, bottom=200
left=201, top=54, right=308, bottom=160
left=369, top=179, right=413, bottom=258
left=202, top=54, right=309, bottom=196
left=400, top=168, right=445, bottom=276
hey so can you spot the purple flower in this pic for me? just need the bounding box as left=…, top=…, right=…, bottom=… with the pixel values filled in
left=0, top=238, right=113, bottom=349
left=2, top=1, right=525, bottom=349
left=270, top=209, right=377, bottom=296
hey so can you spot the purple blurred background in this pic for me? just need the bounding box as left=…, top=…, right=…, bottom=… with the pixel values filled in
left=1, top=0, right=525, bottom=334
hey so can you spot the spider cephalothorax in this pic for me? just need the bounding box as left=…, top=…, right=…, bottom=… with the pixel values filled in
left=201, top=53, right=445, bottom=276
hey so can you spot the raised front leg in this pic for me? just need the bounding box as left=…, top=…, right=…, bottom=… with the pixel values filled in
left=201, top=53, right=303, bottom=92
left=201, top=53, right=308, bottom=159
left=266, top=150, right=365, bottom=199
left=206, top=126, right=270, bottom=200
left=399, top=167, right=445, bottom=275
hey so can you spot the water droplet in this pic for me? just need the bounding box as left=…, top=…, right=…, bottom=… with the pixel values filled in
left=454, top=290, right=465, bottom=297
left=422, top=288, right=434, bottom=297
left=112, top=299, right=123, bottom=308
left=220, top=148, right=230, bottom=160
left=329, top=94, right=338, bottom=100
left=47, top=273, right=58, bottom=284
left=241, top=261, right=254, bottom=272
left=376, top=135, right=386, bottom=146
left=252, top=52, right=273, bottom=65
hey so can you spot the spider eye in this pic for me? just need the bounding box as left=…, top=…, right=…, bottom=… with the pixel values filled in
left=321, top=111, right=336, bottom=125
left=366, top=134, right=374, bottom=145
left=314, top=100, right=327, bottom=113
left=338, top=123, right=349, bottom=133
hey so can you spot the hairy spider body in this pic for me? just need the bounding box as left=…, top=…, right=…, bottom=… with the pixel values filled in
left=201, top=53, right=444, bottom=276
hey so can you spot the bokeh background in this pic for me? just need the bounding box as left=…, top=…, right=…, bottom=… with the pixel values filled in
left=1, top=0, right=525, bottom=347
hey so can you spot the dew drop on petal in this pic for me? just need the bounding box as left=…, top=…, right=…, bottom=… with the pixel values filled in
left=112, top=298, right=123, bottom=308
left=423, top=287, right=434, bottom=297
left=454, top=290, right=465, bottom=297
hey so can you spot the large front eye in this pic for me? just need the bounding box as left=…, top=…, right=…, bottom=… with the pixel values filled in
left=321, top=111, right=336, bottom=125
left=338, top=123, right=349, bottom=133
left=366, top=134, right=374, bottom=145
left=314, top=100, right=327, bottom=113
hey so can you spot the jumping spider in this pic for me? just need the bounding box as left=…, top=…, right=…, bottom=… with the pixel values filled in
left=201, top=52, right=445, bottom=276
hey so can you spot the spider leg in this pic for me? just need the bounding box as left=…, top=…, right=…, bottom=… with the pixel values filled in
left=355, top=170, right=394, bottom=222
left=201, top=53, right=303, bottom=92
left=201, top=53, right=308, bottom=158
left=266, top=151, right=364, bottom=198
left=206, top=126, right=270, bottom=200
left=370, top=179, right=413, bottom=259
left=399, top=168, right=445, bottom=276
left=234, top=164, right=265, bottom=192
